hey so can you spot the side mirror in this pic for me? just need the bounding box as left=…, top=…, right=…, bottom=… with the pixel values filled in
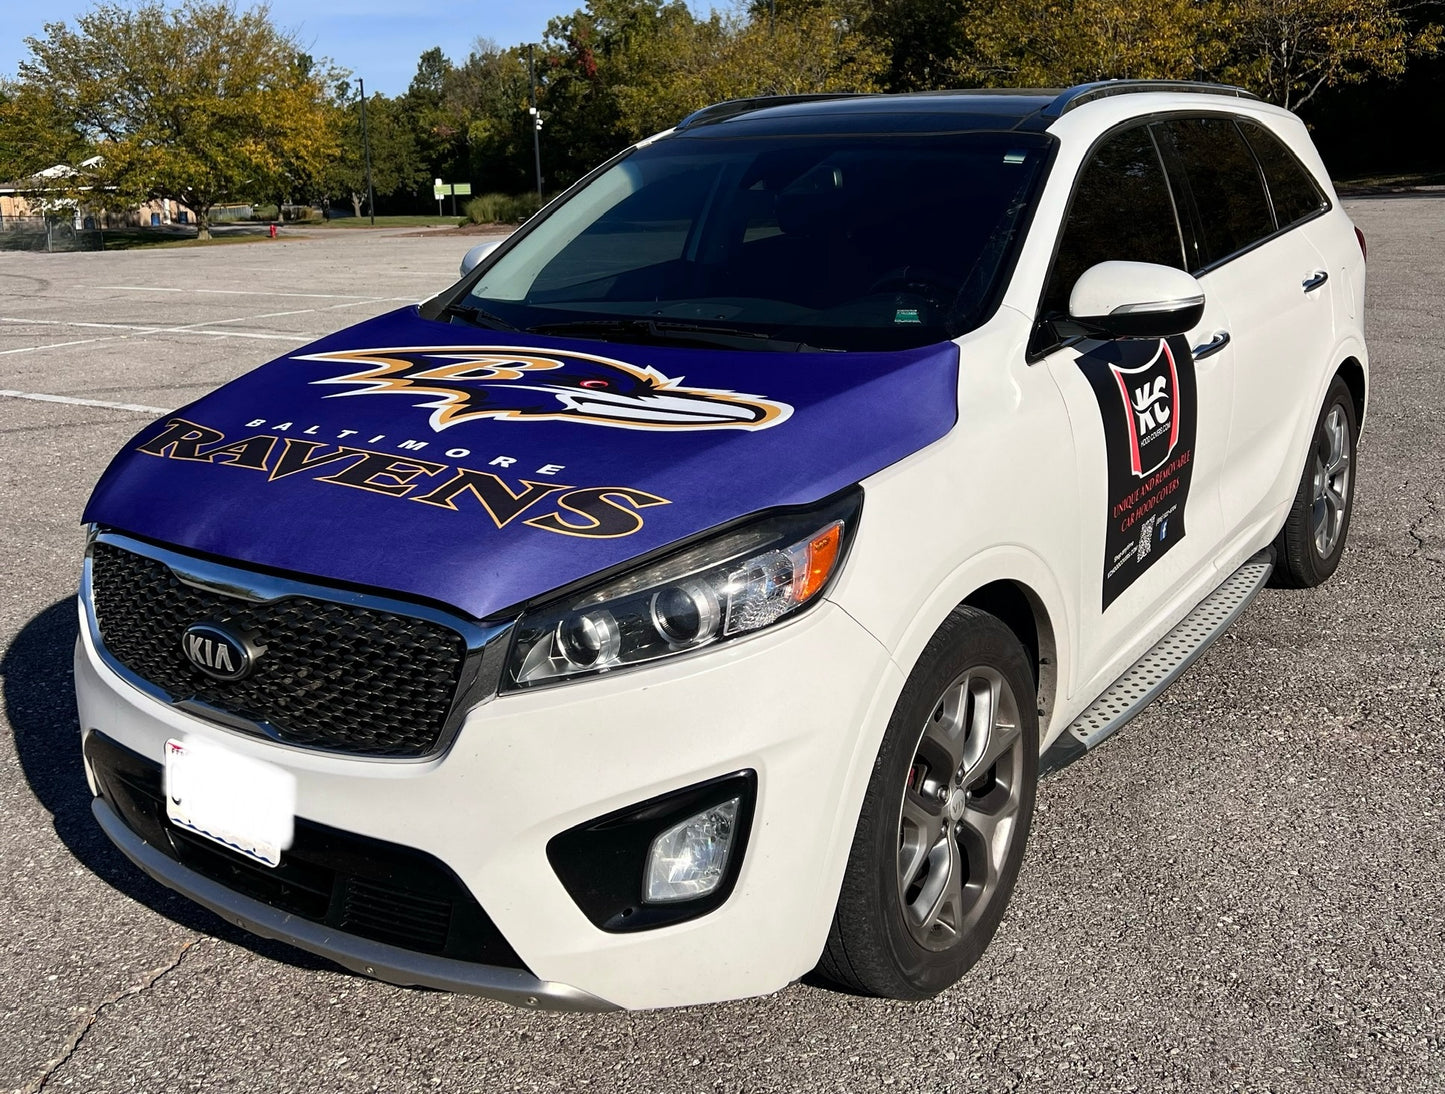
left=459, top=240, right=502, bottom=277
left=1069, top=261, right=1205, bottom=340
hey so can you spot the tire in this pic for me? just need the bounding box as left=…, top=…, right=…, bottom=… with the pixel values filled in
left=1272, top=375, right=1359, bottom=588
left=818, top=605, right=1038, bottom=999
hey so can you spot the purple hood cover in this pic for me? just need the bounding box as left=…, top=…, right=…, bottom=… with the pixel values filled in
left=84, top=307, right=959, bottom=618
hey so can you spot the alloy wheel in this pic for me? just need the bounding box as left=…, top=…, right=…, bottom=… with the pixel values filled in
left=896, top=666, right=1025, bottom=952
left=1310, top=404, right=1352, bottom=559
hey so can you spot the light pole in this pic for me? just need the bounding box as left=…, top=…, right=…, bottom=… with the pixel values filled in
left=528, top=45, right=543, bottom=203
left=358, top=77, right=376, bottom=226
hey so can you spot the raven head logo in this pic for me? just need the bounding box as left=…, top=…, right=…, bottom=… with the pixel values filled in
left=296, top=345, right=792, bottom=433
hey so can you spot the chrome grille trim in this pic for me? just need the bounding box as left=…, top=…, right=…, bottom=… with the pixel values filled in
left=81, top=530, right=513, bottom=762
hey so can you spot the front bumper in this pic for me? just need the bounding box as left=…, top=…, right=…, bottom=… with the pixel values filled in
left=91, top=796, right=616, bottom=1010
left=76, top=593, right=903, bottom=1010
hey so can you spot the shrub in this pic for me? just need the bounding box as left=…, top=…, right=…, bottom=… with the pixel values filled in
left=465, top=192, right=543, bottom=225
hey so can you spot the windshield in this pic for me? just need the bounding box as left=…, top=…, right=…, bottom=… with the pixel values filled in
left=449, top=130, right=1052, bottom=352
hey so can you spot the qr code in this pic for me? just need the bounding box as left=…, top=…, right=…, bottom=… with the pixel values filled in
left=1136, top=515, right=1157, bottom=562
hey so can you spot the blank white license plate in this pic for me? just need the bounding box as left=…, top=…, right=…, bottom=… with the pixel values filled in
left=164, top=738, right=296, bottom=868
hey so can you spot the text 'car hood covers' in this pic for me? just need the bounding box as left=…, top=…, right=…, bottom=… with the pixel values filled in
left=84, top=307, right=960, bottom=619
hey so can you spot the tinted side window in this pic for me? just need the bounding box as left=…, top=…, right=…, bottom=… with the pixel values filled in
left=1159, top=117, right=1275, bottom=269
left=1240, top=122, right=1329, bottom=228
left=1042, top=125, right=1183, bottom=318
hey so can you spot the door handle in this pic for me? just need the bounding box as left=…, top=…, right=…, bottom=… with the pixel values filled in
left=1192, top=330, right=1231, bottom=361
left=1302, top=270, right=1329, bottom=292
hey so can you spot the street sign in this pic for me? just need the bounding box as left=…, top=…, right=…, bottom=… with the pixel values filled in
left=453, top=183, right=472, bottom=196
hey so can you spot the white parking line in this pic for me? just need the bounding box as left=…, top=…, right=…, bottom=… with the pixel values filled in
left=177, top=328, right=306, bottom=341
left=86, top=285, right=413, bottom=302
left=0, top=389, right=169, bottom=414
left=0, top=318, right=158, bottom=333
left=195, top=298, right=400, bottom=328
left=0, top=317, right=305, bottom=343
left=0, top=337, right=119, bottom=356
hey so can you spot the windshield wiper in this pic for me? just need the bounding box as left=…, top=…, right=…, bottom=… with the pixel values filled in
left=527, top=318, right=822, bottom=351
left=443, top=302, right=520, bottom=332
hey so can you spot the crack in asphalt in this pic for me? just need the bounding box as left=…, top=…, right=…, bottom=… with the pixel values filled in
left=13, top=939, right=199, bottom=1094
left=1406, top=490, right=1443, bottom=567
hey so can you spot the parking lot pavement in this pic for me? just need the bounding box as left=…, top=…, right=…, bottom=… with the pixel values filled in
left=1, top=204, right=1441, bottom=1093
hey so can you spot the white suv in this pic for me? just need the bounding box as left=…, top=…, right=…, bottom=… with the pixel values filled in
left=76, top=81, right=1366, bottom=1010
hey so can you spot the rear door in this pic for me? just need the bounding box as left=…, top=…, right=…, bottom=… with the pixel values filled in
left=1032, top=121, right=1232, bottom=690
left=1154, top=115, right=1336, bottom=536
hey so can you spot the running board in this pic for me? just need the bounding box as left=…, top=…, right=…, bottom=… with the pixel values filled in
left=1040, top=550, right=1274, bottom=776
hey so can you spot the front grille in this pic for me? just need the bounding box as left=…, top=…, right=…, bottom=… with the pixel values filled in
left=342, top=877, right=453, bottom=953
left=86, top=731, right=529, bottom=971
left=88, top=541, right=469, bottom=758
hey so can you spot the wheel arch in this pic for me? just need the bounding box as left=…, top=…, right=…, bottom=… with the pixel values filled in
left=961, top=580, right=1059, bottom=733
left=1336, top=355, right=1368, bottom=430
left=851, top=544, right=1071, bottom=747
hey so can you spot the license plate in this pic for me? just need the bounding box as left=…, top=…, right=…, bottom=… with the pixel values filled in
left=164, top=738, right=296, bottom=868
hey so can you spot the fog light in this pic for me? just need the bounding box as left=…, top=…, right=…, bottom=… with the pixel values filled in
left=644, top=798, right=740, bottom=903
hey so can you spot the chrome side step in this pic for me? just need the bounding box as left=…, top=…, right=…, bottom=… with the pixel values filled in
left=1040, top=550, right=1274, bottom=776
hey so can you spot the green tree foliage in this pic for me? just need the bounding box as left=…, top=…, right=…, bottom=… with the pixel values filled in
left=449, top=42, right=537, bottom=195
left=701, top=1, right=888, bottom=100
left=538, top=0, right=697, bottom=183
left=16, top=1, right=338, bottom=237
left=951, top=0, right=1220, bottom=86
left=865, top=0, right=972, bottom=91
left=0, top=79, right=89, bottom=181
left=401, top=47, right=469, bottom=184
left=423, top=0, right=1438, bottom=200
left=948, top=0, right=1439, bottom=105
left=1215, top=0, right=1444, bottom=109
left=328, top=87, right=428, bottom=216
left=531, top=0, right=887, bottom=190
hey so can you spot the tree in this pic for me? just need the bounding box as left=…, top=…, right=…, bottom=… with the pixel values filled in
left=702, top=1, right=888, bottom=100
left=865, top=0, right=973, bottom=92
left=17, top=1, right=338, bottom=237
left=401, top=47, right=470, bottom=185
left=328, top=87, right=427, bottom=217
left=0, top=80, right=90, bottom=182
left=531, top=0, right=887, bottom=191
left=945, top=0, right=1440, bottom=109
left=950, top=0, right=1219, bottom=87
left=591, top=2, right=727, bottom=142
left=1215, top=0, right=1443, bottom=110
left=448, top=41, right=536, bottom=195
left=538, top=0, right=687, bottom=183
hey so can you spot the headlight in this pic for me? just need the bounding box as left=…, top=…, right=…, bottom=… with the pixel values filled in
left=503, top=487, right=862, bottom=690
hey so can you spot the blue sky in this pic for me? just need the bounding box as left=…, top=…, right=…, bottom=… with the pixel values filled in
left=2, top=1, right=711, bottom=96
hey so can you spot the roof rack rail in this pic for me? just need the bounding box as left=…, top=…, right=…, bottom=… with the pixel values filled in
left=1043, top=80, right=1260, bottom=118
left=676, top=93, right=860, bottom=131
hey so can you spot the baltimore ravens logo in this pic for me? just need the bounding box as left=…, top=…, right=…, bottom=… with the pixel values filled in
left=296, top=345, right=792, bottom=432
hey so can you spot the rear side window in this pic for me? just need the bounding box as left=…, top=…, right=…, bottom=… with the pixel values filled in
left=1158, top=117, right=1276, bottom=269
left=1041, top=125, right=1184, bottom=318
left=1240, top=122, right=1329, bottom=228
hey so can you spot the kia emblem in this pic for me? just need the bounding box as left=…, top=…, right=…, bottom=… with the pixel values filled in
left=180, top=622, right=256, bottom=682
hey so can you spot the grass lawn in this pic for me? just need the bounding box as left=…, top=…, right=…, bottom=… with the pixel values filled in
left=98, top=230, right=281, bottom=250
left=1335, top=170, right=1445, bottom=191
left=311, top=215, right=465, bottom=229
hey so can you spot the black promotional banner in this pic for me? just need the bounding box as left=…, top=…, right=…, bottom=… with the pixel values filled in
left=1075, top=334, right=1197, bottom=610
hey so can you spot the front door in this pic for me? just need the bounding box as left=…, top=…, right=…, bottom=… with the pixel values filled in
left=1031, top=121, right=1232, bottom=693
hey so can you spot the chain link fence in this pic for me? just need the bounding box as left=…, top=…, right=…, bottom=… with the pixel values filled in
left=0, top=216, right=104, bottom=252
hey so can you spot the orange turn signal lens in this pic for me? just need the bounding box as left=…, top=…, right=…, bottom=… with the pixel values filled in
left=793, top=521, right=843, bottom=604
